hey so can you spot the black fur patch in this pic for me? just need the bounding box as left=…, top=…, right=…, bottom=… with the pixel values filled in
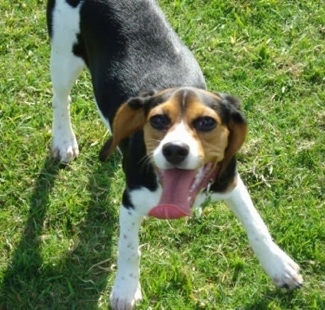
left=66, top=0, right=82, bottom=8
left=46, top=0, right=55, bottom=37
left=122, top=189, right=134, bottom=209
left=72, top=34, right=88, bottom=65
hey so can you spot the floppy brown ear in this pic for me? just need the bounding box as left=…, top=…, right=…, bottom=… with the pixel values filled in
left=99, top=95, right=150, bottom=161
left=218, top=94, right=247, bottom=176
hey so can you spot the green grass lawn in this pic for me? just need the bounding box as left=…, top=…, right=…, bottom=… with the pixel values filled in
left=0, top=0, right=324, bottom=308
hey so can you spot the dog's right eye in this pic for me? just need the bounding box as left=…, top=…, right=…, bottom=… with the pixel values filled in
left=149, top=114, right=171, bottom=130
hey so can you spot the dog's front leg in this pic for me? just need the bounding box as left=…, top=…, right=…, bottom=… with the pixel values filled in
left=225, top=175, right=303, bottom=289
left=110, top=206, right=143, bottom=310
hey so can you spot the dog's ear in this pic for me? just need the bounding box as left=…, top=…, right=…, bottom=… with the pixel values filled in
left=99, top=92, right=154, bottom=161
left=218, top=93, right=247, bottom=176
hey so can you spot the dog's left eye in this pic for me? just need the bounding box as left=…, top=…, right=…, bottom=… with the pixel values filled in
left=149, top=114, right=171, bottom=130
left=193, top=116, right=217, bottom=132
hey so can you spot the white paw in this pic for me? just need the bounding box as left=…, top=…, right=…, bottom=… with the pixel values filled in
left=110, top=281, right=142, bottom=310
left=52, top=128, right=79, bottom=162
left=267, top=248, right=303, bottom=289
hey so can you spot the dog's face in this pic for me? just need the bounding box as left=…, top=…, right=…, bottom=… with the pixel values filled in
left=103, top=87, right=247, bottom=219
left=144, top=89, right=229, bottom=170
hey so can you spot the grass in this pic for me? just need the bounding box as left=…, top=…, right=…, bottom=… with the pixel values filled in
left=0, top=0, right=324, bottom=308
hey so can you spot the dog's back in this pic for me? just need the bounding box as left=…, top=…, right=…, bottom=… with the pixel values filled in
left=47, top=0, right=205, bottom=125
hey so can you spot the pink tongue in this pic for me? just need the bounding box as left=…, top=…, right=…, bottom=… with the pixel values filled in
left=148, top=169, right=197, bottom=219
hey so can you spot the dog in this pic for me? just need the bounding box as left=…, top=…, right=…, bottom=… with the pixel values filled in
left=47, top=0, right=303, bottom=309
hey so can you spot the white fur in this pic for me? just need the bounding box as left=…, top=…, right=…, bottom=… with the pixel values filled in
left=153, top=121, right=203, bottom=170
left=110, top=188, right=161, bottom=308
left=111, top=175, right=302, bottom=308
left=110, top=207, right=143, bottom=310
left=223, top=176, right=302, bottom=288
left=50, top=0, right=85, bottom=162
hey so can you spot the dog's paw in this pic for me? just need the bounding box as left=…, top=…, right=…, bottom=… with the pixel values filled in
left=267, top=248, right=303, bottom=289
left=110, top=282, right=142, bottom=310
left=52, top=132, right=79, bottom=162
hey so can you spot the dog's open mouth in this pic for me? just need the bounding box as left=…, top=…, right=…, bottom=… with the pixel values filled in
left=148, top=163, right=218, bottom=219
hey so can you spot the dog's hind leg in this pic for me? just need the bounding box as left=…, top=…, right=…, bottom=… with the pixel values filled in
left=50, top=50, right=84, bottom=162
left=49, top=1, right=85, bottom=162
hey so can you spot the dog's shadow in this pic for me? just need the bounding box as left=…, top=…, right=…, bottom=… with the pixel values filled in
left=0, top=155, right=120, bottom=308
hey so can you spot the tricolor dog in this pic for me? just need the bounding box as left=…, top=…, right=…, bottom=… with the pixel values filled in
left=47, top=0, right=303, bottom=308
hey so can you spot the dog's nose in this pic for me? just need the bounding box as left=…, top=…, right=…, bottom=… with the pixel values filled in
left=162, top=142, right=189, bottom=165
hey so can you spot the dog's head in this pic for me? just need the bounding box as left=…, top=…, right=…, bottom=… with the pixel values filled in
left=101, top=87, right=247, bottom=219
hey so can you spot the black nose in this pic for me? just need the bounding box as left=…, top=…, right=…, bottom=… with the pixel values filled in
left=162, top=142, right=189, bottom=165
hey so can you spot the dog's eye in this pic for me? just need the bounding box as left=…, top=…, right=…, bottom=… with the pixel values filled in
left=149, top=114, right=171, bottom=130
left=193, top=117, right=217, bottom=132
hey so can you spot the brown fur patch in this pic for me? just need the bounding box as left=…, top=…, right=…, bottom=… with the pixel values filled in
left=183, top=95, right=229, bottom=165
left=102, top=87, right=247, bottom=187
left=143, top=88, right=230, bottom=168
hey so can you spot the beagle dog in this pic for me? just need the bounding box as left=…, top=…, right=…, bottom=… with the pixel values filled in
left=47, top=0, right=303, bottom=309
